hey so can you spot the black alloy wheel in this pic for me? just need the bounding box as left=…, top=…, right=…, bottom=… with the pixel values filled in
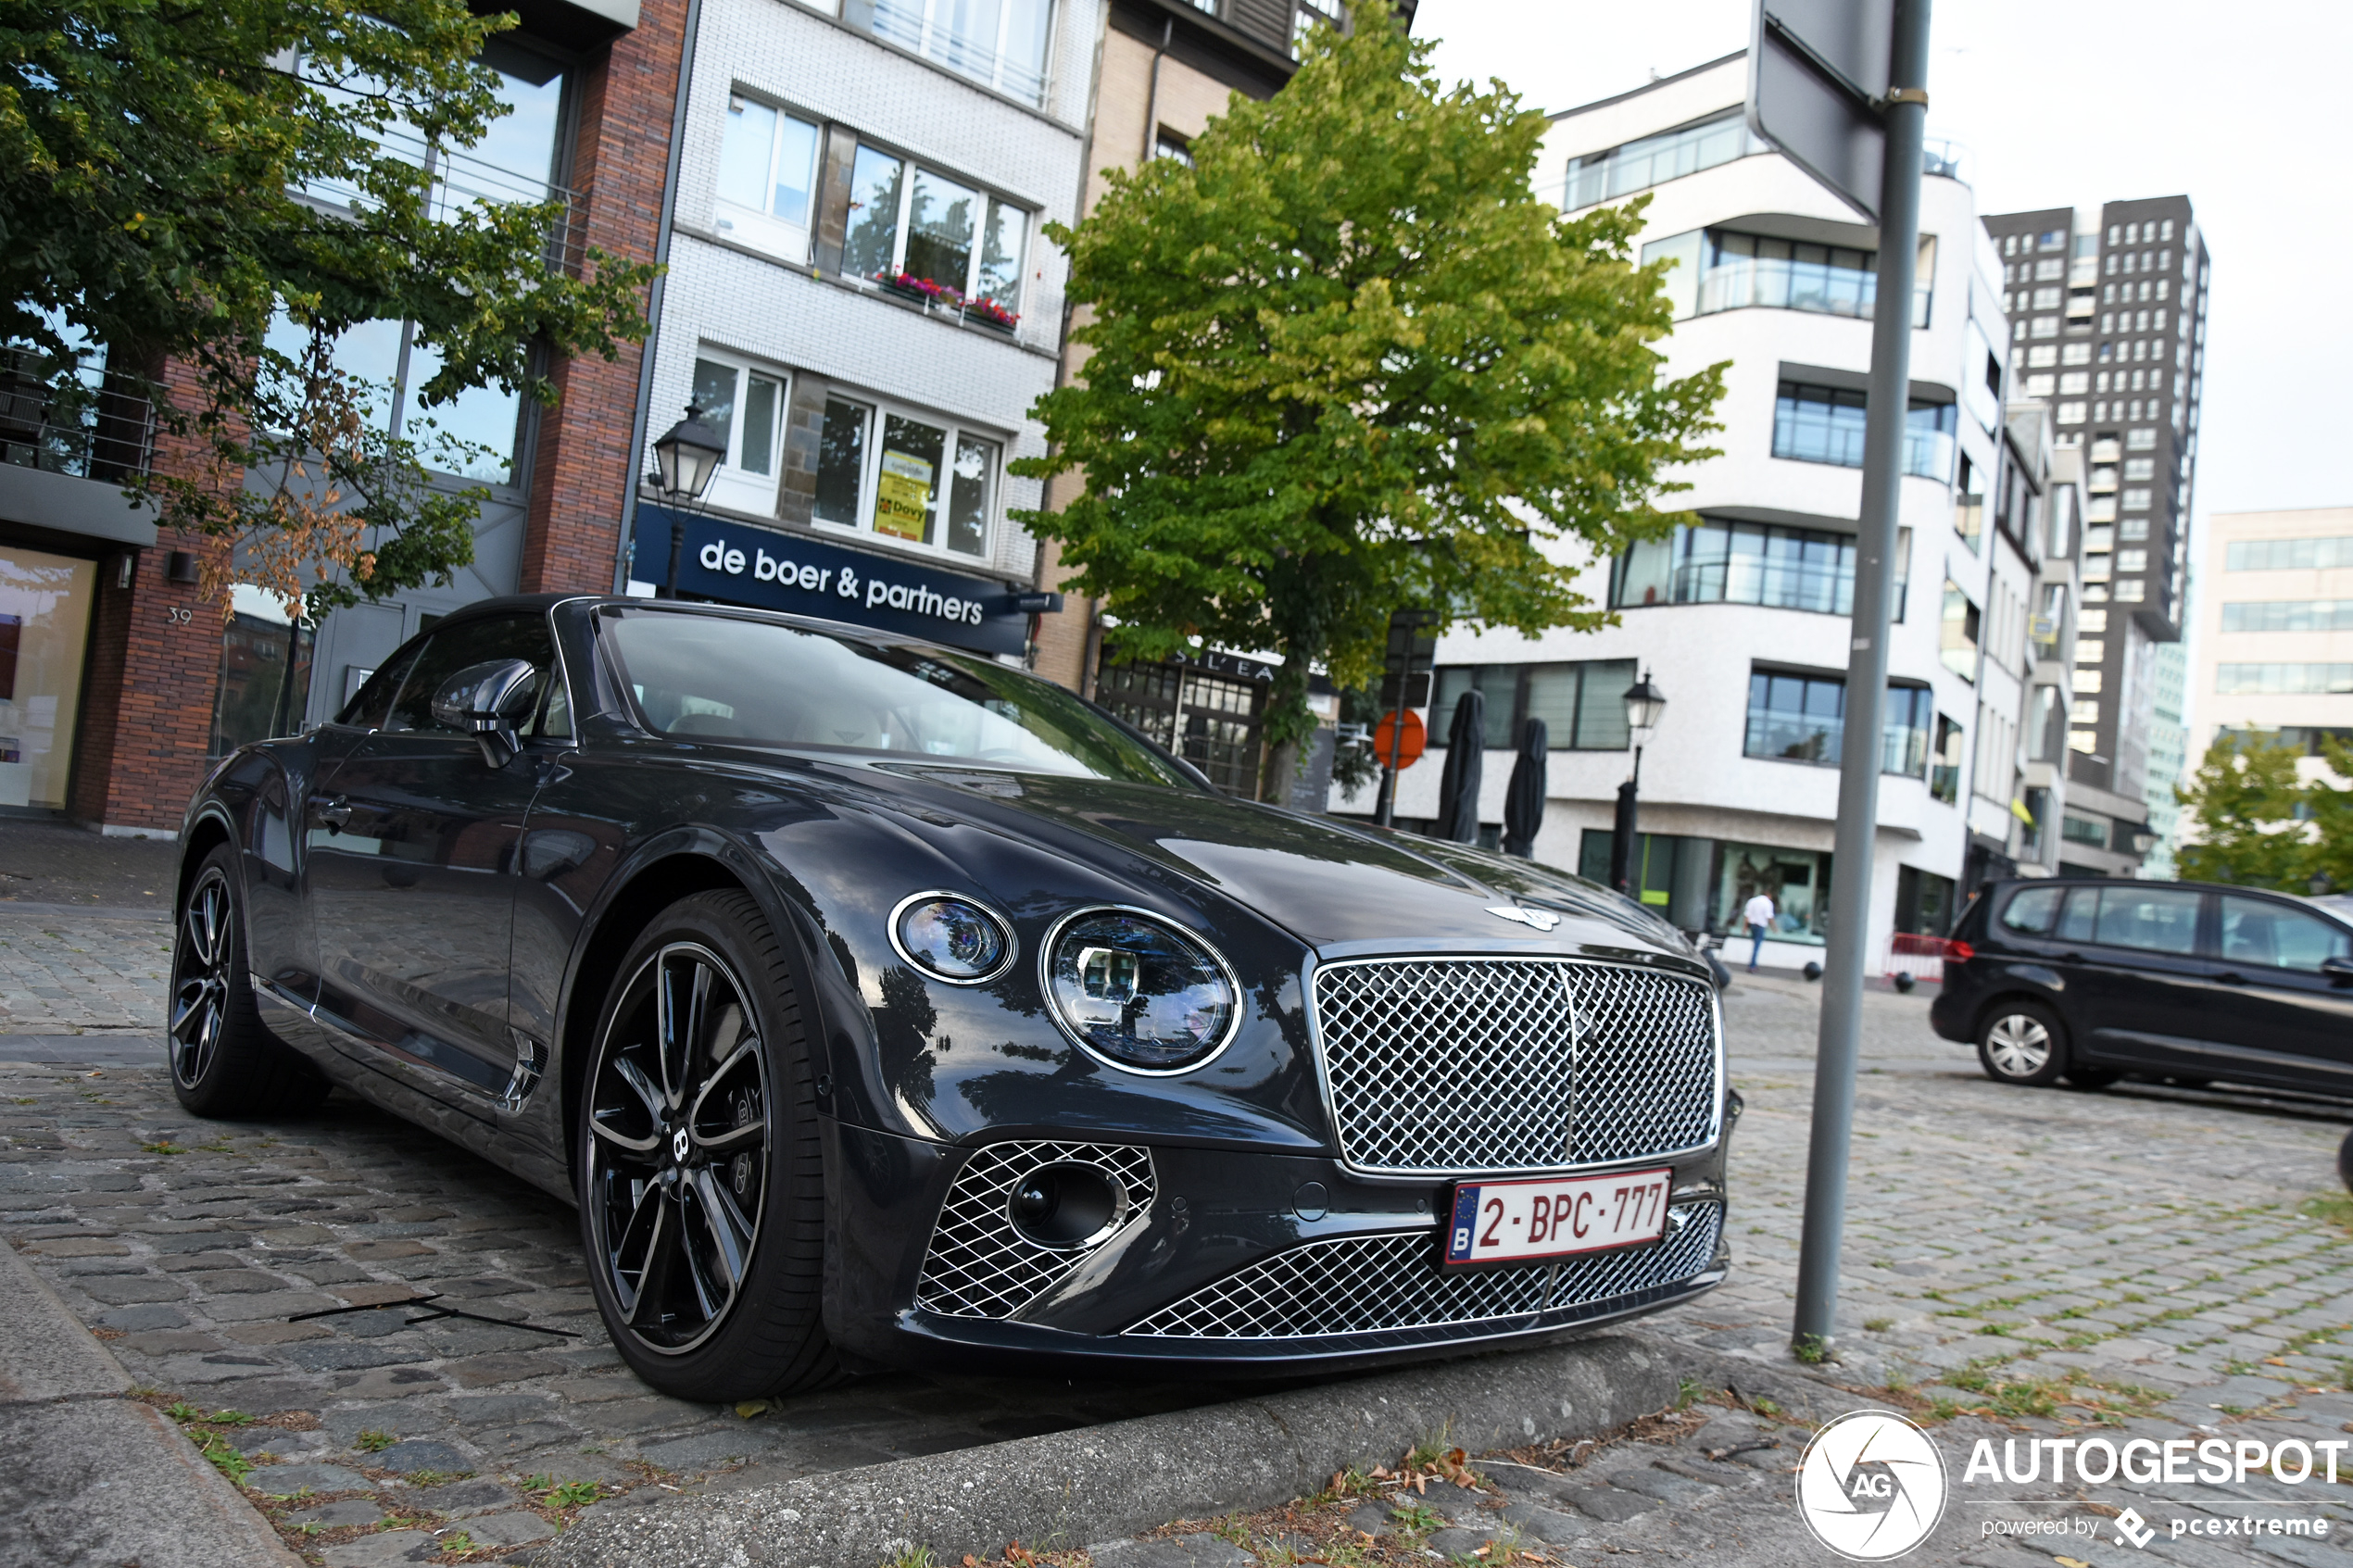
left=579, top=891, right=836, bottom=1399
left=169, top=846, right=329, bottom=1118
left=171, top=867, right=234, bottom=1090
left=1974, top=999, right=2070, bottom=1088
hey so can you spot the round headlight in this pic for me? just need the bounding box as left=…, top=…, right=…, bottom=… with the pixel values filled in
left=892, top=894, right=1013, bottom=984
left=1043, top=909, right=1238, bottom=1073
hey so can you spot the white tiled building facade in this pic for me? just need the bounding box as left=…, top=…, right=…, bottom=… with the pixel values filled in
left=632, top=0, right=1106, bottom=602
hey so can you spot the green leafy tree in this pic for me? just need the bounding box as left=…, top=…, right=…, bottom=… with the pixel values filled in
left=1013, top=0, right=1723, bottom=797
left=0, top=0, right=655, bottom=614
left=2175, top=733, right=2318, bottom=890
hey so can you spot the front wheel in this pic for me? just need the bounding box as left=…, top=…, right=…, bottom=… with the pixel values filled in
left=1976, top=1000, right=2070, bottom=1087
left=577, top=890, right=837, bottom=1400
left=170, top=847, right=329, bottom=1118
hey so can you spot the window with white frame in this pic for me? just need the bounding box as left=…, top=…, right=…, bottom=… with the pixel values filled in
left=715, top=94, right=822, bottom=261
left=843, top=144, right=1029, bottom=330
left=812, top=392, right=1000, bottom=560
left=690, top=353, right=787, bottom=515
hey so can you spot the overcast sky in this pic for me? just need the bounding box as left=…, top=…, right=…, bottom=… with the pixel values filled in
left=1415, top=0, right=2353, bottom=543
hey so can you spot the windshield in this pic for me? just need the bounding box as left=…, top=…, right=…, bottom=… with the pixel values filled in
left=598, top=608, right=1198, bottom=788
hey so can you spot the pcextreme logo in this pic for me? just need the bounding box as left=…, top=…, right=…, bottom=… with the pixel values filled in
left=1795, top=1410, right=1950, bottom=1561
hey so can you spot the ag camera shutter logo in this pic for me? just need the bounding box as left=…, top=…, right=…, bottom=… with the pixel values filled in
left=1795, top=1410, right=1949, bottom=1560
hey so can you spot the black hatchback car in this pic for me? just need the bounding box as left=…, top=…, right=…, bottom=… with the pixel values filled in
left=170, top=595, right=1732, bottom=1401
left=1931, top=877, right=2353, bottom=1092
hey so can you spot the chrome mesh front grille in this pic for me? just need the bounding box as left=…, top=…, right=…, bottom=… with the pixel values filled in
left=913, top=1142, right=1155, bottom=1320
left=1125, top=1201, right=1722, bottom=1339
left=1313, top=958, right=1719, bottom=1175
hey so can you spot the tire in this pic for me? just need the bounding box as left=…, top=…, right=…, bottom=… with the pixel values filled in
left=1975, top=999, right=2070, bottom=1087
left=2338, top=1128, right=2353, bottom=1192
left=170, top=846, right=331, bottom=1118
left=576, top=890, right=838, bottom=1401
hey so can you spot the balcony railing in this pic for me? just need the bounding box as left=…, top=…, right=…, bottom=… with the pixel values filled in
left=870, top=0, right=1051, bottom=107
left=0, top=349, right=155, bottom=480
left=298, top=127, right=586, bottom=276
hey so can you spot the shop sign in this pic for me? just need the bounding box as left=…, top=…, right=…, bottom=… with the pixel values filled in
left=636, top=506, right=1032, bottom=657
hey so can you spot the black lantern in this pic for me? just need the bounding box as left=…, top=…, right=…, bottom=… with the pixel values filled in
left=653, top=404, right=727, bottom=505
left=652, top=405, right=728, bottom=597
left=1622, top=671, right=1668, bottom=737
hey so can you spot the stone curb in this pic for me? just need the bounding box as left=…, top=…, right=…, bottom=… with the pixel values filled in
left=538, top=1329, right=1851, bottom=1568
left=0, top=1241, right=308, bottom=1568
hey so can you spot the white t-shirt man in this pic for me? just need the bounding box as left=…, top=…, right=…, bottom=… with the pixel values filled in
left=1743, top=893, right=1776, bottom=932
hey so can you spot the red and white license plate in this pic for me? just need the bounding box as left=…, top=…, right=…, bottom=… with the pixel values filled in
left=1443, top=1169, right=1672, bottom=1266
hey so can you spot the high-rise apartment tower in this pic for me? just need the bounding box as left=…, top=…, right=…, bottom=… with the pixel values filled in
left=1983, top=199, right=2210, bottom=869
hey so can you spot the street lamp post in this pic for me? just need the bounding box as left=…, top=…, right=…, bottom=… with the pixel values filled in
left=1605, top=669, right=1668, bottom=897
left=650, top=404, right=727, bottom=598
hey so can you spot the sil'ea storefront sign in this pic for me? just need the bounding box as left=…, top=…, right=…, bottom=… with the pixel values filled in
left=635, top=506, right=1050, bottom=658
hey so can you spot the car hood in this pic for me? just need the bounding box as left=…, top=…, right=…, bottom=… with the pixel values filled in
left=856, top=764, right=1697, bottom=962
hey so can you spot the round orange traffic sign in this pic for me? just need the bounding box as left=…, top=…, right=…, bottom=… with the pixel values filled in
left=1371, top=709, right=1426, bottom=770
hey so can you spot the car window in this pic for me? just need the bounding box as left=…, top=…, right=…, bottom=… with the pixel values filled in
left=2089, top=886, right=2203, bottom=956
left=2056, top=887, right=2098, bottom=943
left=1998, top=884, right=2064, bottom=936
left=598, top=608, right=1199, bottom=787
left=335, top=644, right=422, bottom=730
left=2220, top=896, right=2353, bottom=973
left=385, top=616, right=559, bottom=735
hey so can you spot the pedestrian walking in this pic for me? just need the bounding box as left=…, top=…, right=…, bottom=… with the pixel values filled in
left=1743, top=889, right=1776, bottom=972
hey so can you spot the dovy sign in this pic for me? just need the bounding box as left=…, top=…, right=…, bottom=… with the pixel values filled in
left=697, top=539, right=990, bottom=627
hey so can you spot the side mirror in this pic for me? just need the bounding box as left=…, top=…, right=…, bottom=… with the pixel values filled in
left=2322, top=954, right=2353, bottom=986
left=432, top=659, right=539, bottom=767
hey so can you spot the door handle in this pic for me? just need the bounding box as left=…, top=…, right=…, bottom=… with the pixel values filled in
left=2214, top=971, right=2246, bottom=985
left=316, top=797, right=352, bottom=829
left=2059, top=952, right=2084, bottom=964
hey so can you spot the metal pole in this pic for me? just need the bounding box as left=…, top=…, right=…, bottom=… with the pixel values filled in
left=1608, top=745, right=1642, bottom=893
left=1792, top=0, right=1931, bottom=1361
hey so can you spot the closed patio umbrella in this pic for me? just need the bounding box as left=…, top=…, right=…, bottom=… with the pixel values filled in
left=1502, top=717, right=1548, bottom=858
left=1433, top=689, right=1484, bottom=843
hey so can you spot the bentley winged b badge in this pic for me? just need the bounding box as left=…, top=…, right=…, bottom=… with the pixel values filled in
left=1486, top=905, right=1562, bottom=932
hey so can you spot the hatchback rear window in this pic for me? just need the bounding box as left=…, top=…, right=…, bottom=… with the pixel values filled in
left=1998, top=884, right=2064, bottom=935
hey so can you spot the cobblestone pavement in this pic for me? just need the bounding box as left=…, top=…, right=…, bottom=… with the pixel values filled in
left=9, top=912, right=2353, bottom=1566
left=0, top=909, right=171, bottom=1034
left=1114, top=973, right=2353, bottom=1566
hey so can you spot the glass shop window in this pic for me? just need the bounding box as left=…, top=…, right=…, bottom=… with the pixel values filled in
left=0, top=544, right=96, bottom=810
left=812, top=394, right=1000, bottom=559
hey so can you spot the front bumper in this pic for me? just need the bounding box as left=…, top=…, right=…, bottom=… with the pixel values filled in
left=818, top=1118, right=1731, bottom=1378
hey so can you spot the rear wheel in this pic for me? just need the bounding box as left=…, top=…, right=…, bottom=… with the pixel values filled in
left=1975, top=1000, right=2070, bottom=1088
left=170, top=847, right=330, bottom=1118
left=577, top=890, right=837, bottom=1400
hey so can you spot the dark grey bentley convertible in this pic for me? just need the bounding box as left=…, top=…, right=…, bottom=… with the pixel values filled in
left=170, top=594, right=1732, bottom=1399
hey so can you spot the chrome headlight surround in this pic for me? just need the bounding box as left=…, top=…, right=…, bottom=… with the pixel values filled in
left=888, top=891, right=1019, bottom=985
left=1038, top=905, right=1242, bottom=1076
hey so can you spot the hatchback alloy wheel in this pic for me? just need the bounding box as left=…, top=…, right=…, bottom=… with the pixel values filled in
left=586, top=941, right=771, bottom=1356
left=170, top=869, right=235, bottom=1089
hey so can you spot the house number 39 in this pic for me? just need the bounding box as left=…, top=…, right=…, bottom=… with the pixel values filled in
left=166, top=607, right=194, bottom=624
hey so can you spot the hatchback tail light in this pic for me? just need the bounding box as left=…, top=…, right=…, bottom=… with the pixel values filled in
left=1944, top=939, right=1975, bottom=964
